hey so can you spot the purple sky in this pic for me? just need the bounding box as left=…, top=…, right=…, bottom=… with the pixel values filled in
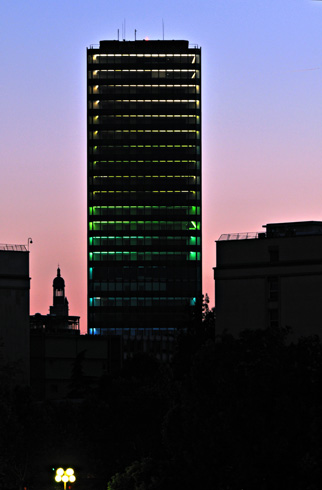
left=1, top=0, right=322, bottom=332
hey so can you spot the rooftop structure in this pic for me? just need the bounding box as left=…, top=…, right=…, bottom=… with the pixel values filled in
left=218, top=221, right=322, bottom=241
left=214, top=221, right=322, bottom=338
left=0, top=243, right=27, bottom=251
left=30, top=267, right=80, bottom=334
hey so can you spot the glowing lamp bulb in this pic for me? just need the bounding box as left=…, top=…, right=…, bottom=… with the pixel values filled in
left=66, top=468, right=74, bottom=476
left=55, top=475, right=62, bottom=482
left=69, top=475, right=76, bottom=482
left=56, top=468, right=64, bottom=476
left=62, top=475, right=69, bottom=483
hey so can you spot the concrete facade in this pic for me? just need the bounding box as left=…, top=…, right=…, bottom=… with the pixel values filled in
left=214, top=222, right=322, bottom=339
left=0, top=246, right=30, bottom=384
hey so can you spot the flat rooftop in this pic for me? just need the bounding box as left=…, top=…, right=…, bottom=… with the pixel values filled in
left=88, top=40, right=199, bottom=52
left=218, top=221, right=322, bottom=241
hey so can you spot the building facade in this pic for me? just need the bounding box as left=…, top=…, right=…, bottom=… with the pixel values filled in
left=30, top=334, right=122, bottom=399
left=0, top=244, right=30, bottom=385
left=30, top=268, right=122, bottom=399
left=87, top=40, right=202, bottom=335
left=214, top=221, right=322, bottom=339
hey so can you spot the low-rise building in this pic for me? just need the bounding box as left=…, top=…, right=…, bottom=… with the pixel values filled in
left=30, top=333, right=122, bottom=399
left=0, top=244, right=30, bottom=385
left=214, top=221, right=322, bottom=338
left=30, top=267, right=122, bottom=399
left=30, top=267, right=80, bottom=334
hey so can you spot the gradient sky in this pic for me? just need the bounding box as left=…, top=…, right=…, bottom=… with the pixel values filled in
left=1, top=0, right=322, bottom=332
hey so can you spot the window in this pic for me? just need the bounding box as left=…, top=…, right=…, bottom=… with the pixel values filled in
left=269, top=308, right=279, bottom=328
left=268, top=277, right=278, bottom=301
left=269, top=247, right=279, bottom=263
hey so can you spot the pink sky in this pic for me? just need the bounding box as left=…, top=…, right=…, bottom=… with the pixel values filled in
left=1, top=0, right=322, bottom=332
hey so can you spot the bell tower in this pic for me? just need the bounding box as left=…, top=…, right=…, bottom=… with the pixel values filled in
left=50, top=267, right=69, bottom=317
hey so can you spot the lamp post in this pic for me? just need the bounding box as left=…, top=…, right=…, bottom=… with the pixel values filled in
left=54, top=468, right=76, bottom=490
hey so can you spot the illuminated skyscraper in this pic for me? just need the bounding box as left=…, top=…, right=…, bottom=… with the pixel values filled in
left=87, top=40, right=201, bottom=335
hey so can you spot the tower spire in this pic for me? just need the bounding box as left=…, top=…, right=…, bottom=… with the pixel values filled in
left=50, top=266, right=69, bottom=316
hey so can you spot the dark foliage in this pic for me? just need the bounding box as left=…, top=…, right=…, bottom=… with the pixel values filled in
left=3, top=300, right=322, bottom=489
left=106, top=309, right=322, bottom=490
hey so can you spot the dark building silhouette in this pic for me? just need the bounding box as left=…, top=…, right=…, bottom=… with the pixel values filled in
left=50, top=266, right=68, bottom=316
left=30, top=267, right=80, bottom=333
left=214, top=221, right=322, bottom=338
left=87, top=40, right=202, bottom=336
left=0, top=244, right=30, bottom=385
left=30, top=267, right=121, bottom=399
left=30, top=333, right=122, bottom=399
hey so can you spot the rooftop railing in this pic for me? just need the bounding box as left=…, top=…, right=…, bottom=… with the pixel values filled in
left=0, top=244, right=28, bottom=251
left=218, top=232, right=260, bottom=241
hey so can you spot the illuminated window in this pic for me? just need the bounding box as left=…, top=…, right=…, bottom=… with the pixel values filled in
left=87, top=40, right=201, bottom=332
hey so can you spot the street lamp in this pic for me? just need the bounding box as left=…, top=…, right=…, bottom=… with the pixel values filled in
left=54, top=468, right=76, bottom=489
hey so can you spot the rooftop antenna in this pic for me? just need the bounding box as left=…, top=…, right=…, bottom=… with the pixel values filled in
left=124, top=18, right=126, bottom=40
left=162, top=19, right=165, bottom=40
left=117, top=28, right=119, bottom=41
left=134, top=29, right=137, bottom=41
